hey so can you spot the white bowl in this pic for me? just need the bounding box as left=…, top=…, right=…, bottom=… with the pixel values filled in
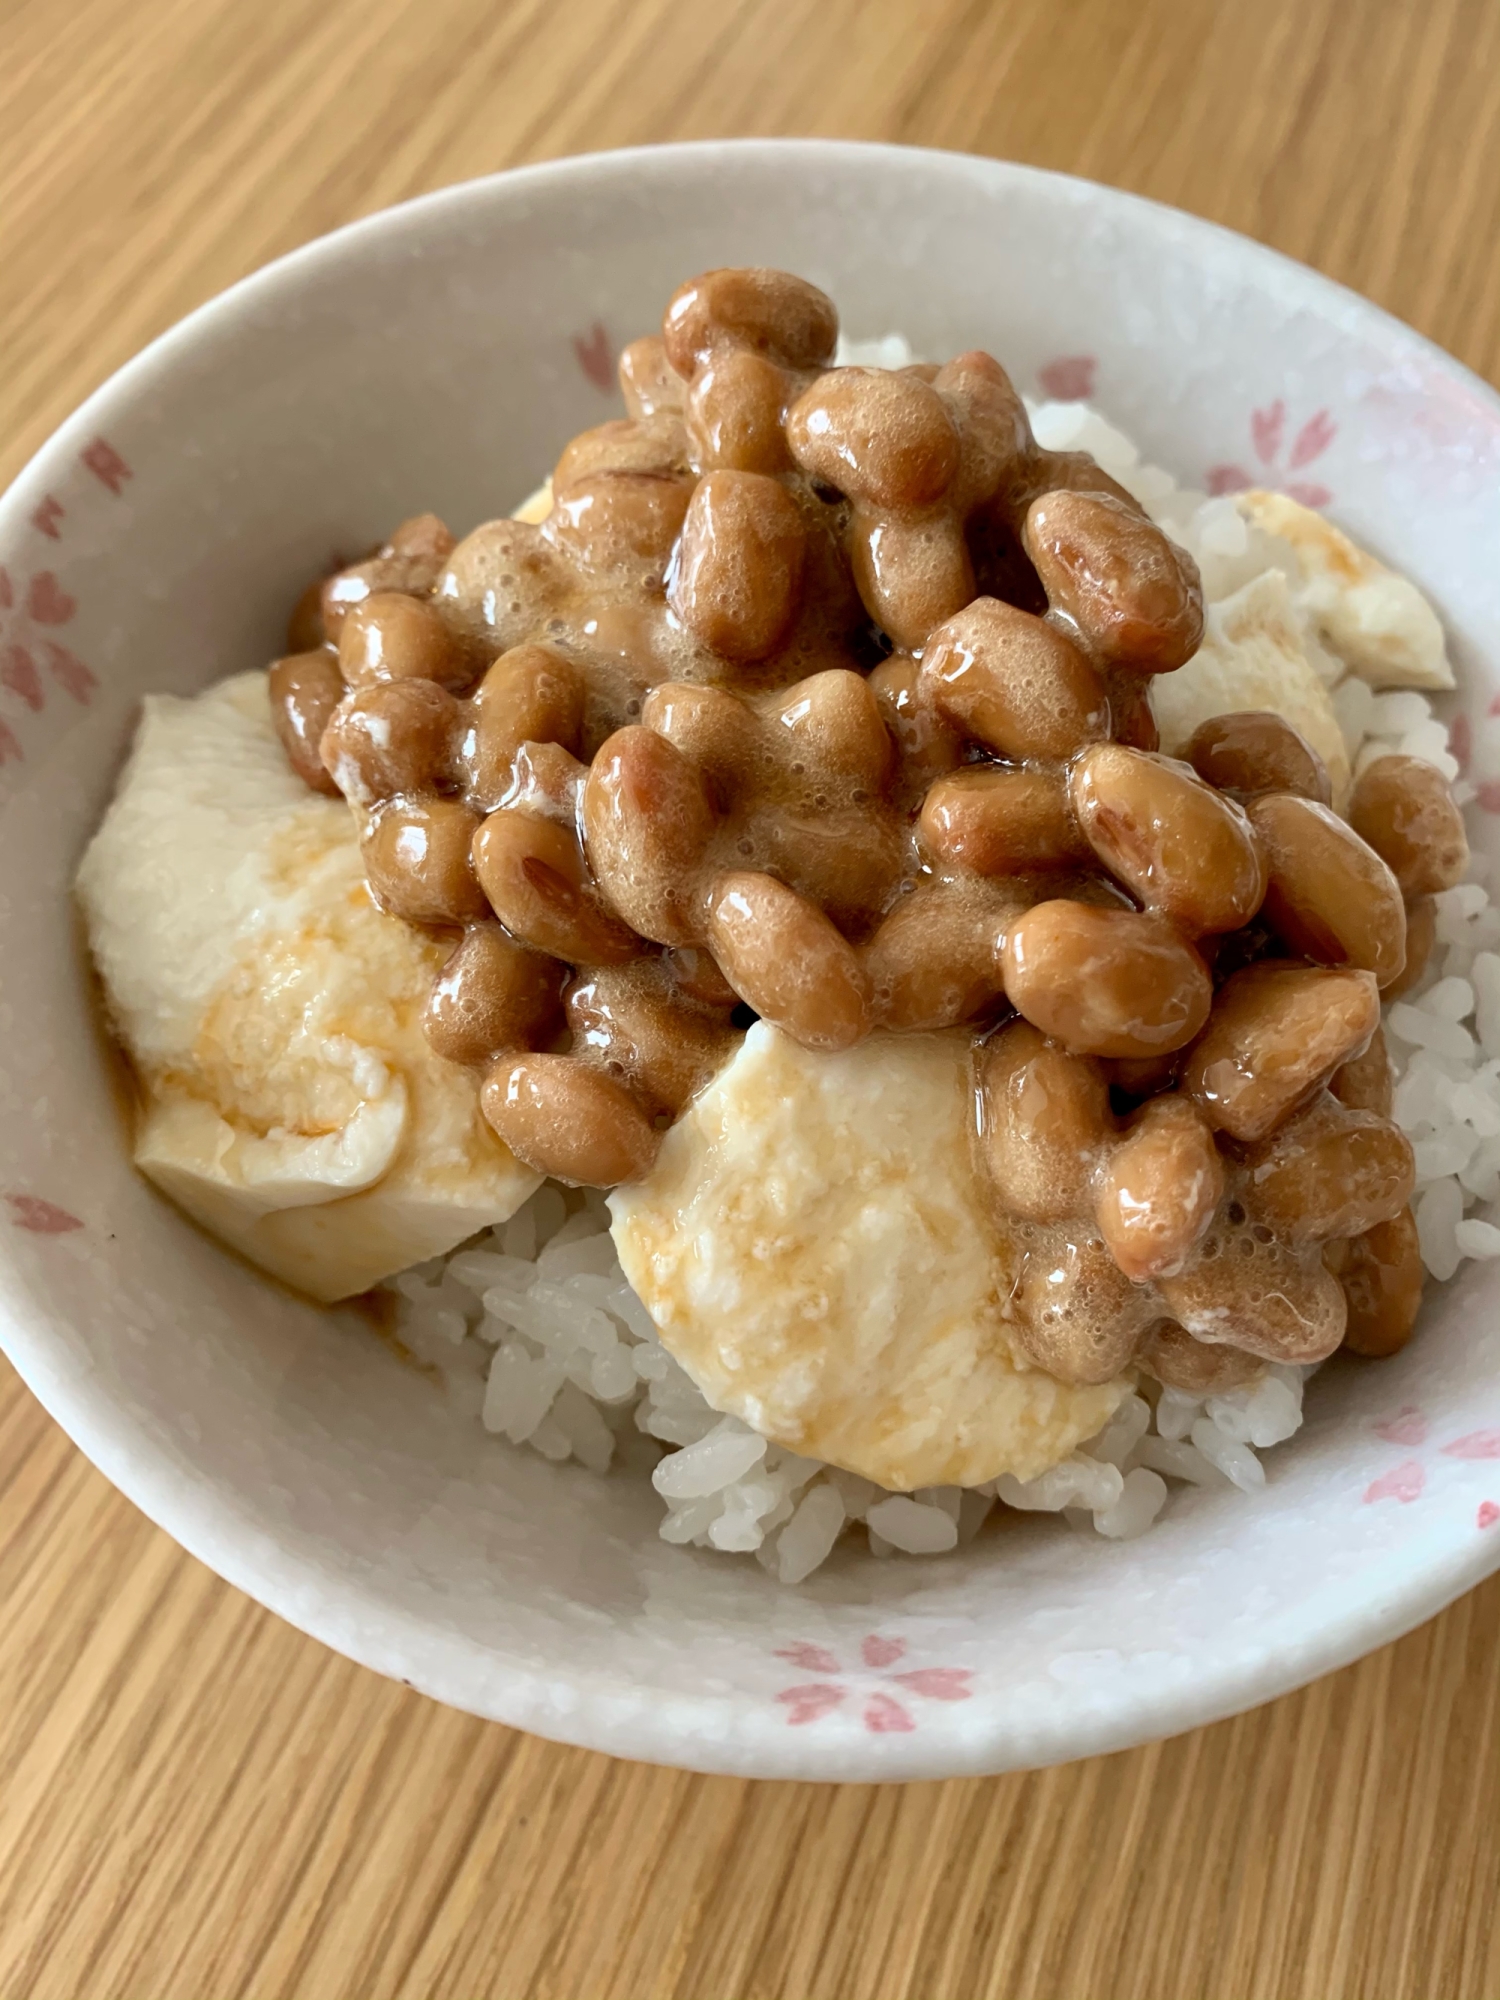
left=3, top=141, right=1500, bottom=1781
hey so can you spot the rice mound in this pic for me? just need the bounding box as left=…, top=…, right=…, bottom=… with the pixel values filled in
left=383, top=345, right=1493, bottom=1582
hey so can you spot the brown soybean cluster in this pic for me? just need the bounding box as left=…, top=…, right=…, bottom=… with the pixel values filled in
left=268, top=267, right=1471, bottom=1384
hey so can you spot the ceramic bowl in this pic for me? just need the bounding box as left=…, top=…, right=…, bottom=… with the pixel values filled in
left=3, top=141, right=1499, bottom=1781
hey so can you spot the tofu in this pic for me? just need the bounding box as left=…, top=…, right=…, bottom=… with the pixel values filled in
left=77, top=671, right=539, bottom=1300
left=1236, top=489, right=1453, bottom=691
left=609, top=1024, right=1128, bottom=1491
left=1150, top=569, right=1353, bottom=804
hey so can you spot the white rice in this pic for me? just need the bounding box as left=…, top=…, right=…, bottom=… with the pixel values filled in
left=389, top=1175, right=1316, bottom=1580
left=382, top=347, right=1492, bottom=1580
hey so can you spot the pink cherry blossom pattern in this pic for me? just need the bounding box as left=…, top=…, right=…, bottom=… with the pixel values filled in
left=891, top=1668, right=974, bottom=1700
left=2, top=646, right=42, bottom=711
left=573, top=322, right=614, bottom=392
left=1288, top=409, right=1337, bottom=469
left=864, top=1692, right=916, bottom=1733
left=26, top=572, right=76, bottom=626
left=1204, top=464, right=1253, bottom=497
left=1251, top=400, right=1286, bottom=465
left=1363, top=1411, right=1500, bottom=1526
left=1364, top=1459, right=1427, bottom=1506
left=81, top=436, right=132, bottom=495
left=1037, top=355, right=1096, bottom=401
left=773, top=1634, right=973, bottom=1732
left=775, top=1642, right=841, bottom=1675
left=0, top=440, right=121, bottom=766
left=861, top=1634, right=905, bottom=1668
left=1374, top=1406, right=1429, bottom=1447
left=1204, top=402, right=1336, bottom=508
left=0, top=558, right=95, bottom=761
left=775, top=1683, right=846, bottom=1725
left=44, top=643, right=96, bottom=703
left=30, top=495, right=64, bottom=541
left=1442, top=1431, right=1500, bottom=1461
left=6, top=1194, right=84, bottom=1233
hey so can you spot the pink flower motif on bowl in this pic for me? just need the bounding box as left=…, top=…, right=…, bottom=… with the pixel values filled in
left=1374, top=1406, right=1429, bottom=1447
left=0, top=433, right=128, bottom=765
left=5, top=1193, right=84, bottom=1234
left=0, top=564, right=96, bottom=762
left=774, top=1634, right=974, bottom=1733
left=572, top=322, right=614, bottom=392
left=1365, top=1459, right=1427, bottom=1506
left=1443, top=1431, right=1500, bottom=1461
left=1204, top=400, right=1337, bottom=507
left=1037, top=354, right=1097, bottom=401
left=1363, top=1409, right=1500, bottom=1523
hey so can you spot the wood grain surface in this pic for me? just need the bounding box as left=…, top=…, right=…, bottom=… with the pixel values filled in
left=4, top=2, right=1500, bottom=1995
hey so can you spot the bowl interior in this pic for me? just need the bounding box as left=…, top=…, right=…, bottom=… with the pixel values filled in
left=3, top=142, right=1500, bottom=1779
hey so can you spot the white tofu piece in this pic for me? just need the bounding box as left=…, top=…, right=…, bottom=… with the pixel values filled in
left=1236, top=489, right=1453, bottom=691
left=77, top=672, right=539, bottom=1301
left=610, top=1024, right=1129, bottom=1492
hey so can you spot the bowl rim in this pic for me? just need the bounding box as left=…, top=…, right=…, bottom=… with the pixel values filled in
left=4, top=136, right=1500, bottom=1781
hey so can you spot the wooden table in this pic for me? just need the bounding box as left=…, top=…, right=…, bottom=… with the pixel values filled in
left=5, top=2, right=1500, bottom=1993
